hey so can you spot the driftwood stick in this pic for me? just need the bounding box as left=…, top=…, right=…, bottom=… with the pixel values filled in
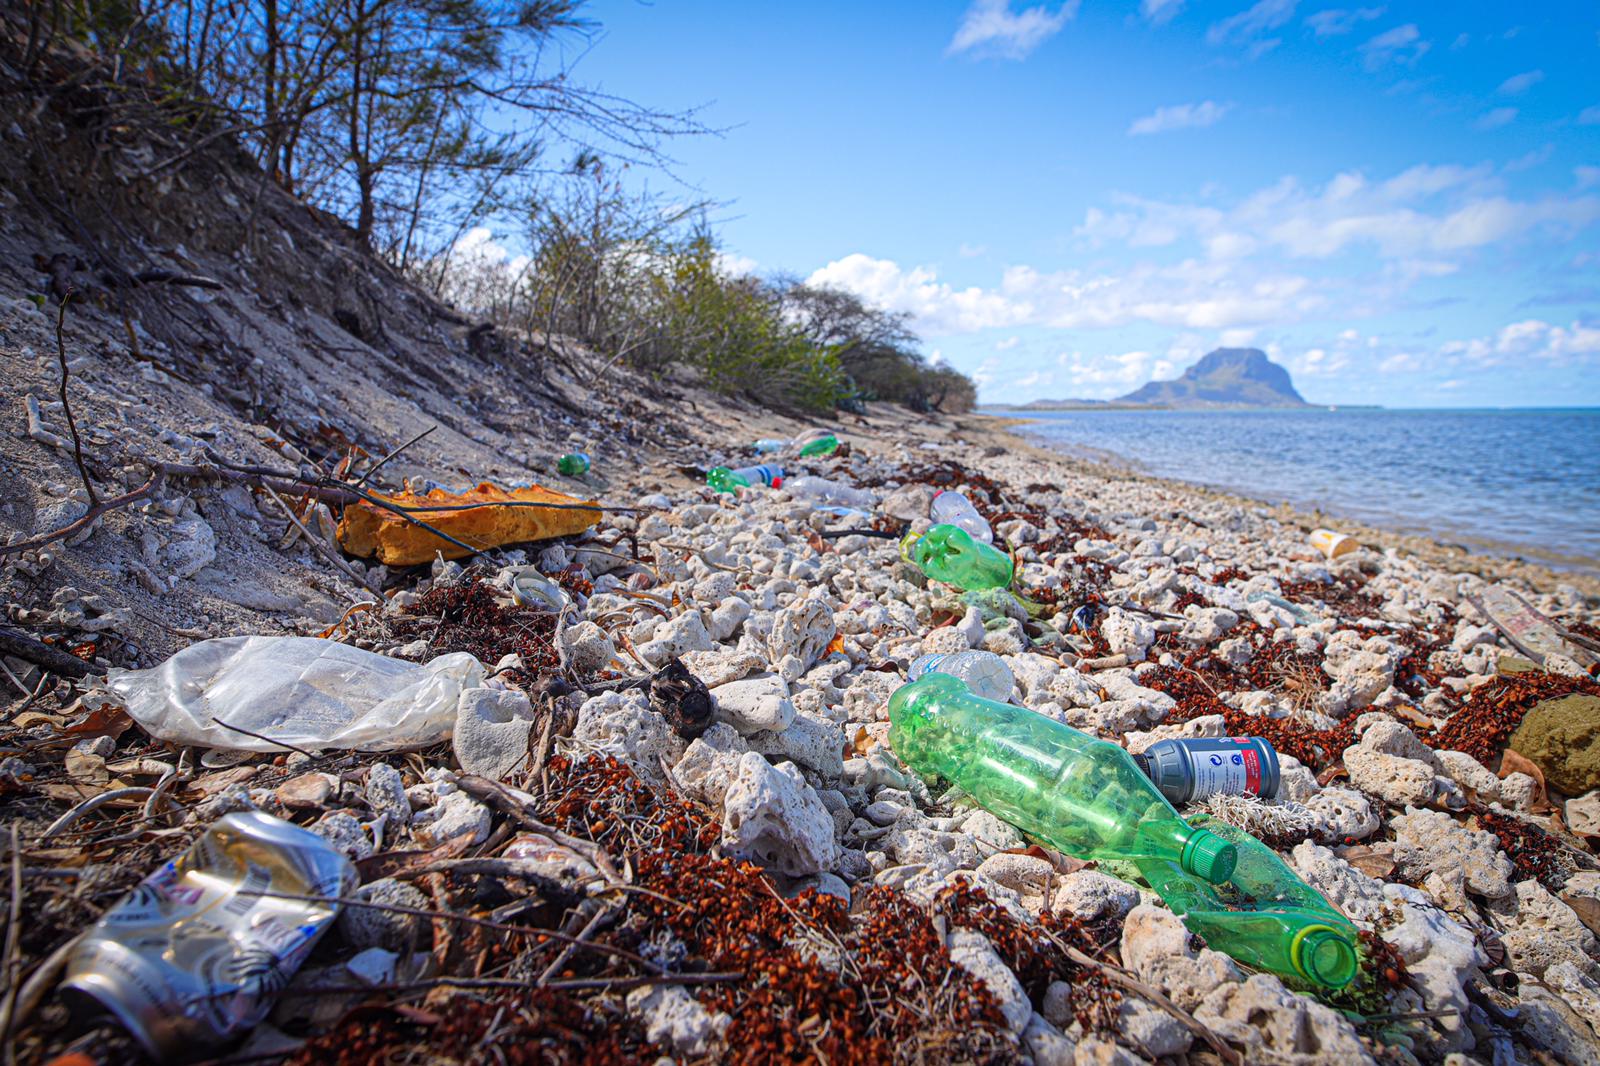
left=54, top=295, right=99, bottom=507
left=0, top=627, right=91, bottom=679
left=0, top=471, right=161, bottom=557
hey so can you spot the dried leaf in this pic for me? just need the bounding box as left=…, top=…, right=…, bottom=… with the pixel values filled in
left=1561, top=891, right=1600, bottom=938
left=64, top=703, right=132, bottom=739
left=1338, top=844, right=1397, bottom=880
left=825, top=634, right=846, bottom=657
left=1018, top=847, right=1091, bottom=875
left=39, top=781, right=140, bottom=805
left=1316, top=763, right=1349, bottom=787
left=64, top=750, right=109, bottom=785
left=188, top=765, right=258, bottom=795
left=1498, top=749, right=1551, bottom=812
left=356, top=836, right=474, bottom=882
left=803, top=528, right=831, bottom=555
left=11, top=711, right=67, bottom=730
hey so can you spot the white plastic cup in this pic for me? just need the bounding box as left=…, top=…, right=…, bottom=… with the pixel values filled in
left=1309, top=528, right=1357, bottom=560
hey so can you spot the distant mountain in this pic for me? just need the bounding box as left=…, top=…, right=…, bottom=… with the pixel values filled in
left=1115, top=348, right=1307, bottom=407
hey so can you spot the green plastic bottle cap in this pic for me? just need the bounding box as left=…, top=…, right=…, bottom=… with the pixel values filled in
left=1294, top=925, right=1359, bottom=989
left=1180, top=829, right=1237, bottom=884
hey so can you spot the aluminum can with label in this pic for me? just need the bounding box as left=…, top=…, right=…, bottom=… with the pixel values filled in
left=1132, top=737, right=1281, bottom=805
left=61, top=811, right=356, bottom=1058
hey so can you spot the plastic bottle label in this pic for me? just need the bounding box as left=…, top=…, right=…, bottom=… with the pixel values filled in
left=1191, top=745, right=1263, bottom=799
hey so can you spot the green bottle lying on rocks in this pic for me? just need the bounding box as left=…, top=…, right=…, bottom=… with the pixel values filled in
left=902, top=524, right=1014, bottom=590
left=1135, top=817, right=1359, bottom=990
left=888, top=674, right=1237, bottom=882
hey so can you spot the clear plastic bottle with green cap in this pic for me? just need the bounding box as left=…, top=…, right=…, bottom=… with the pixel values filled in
left=1134, top=816, right=1360, bottom=990
left=557, top=452, right=590, bottom=477
left=888, top=674, right=1237, bottom=883
left=707, top=464, right=783, bottom=494
left=902, top=524, right=1014, bottom=591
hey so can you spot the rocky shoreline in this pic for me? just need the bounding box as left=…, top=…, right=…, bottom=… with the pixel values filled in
left=7, top=407, right=1600, bottom=1064
left=978, top=413, right=1600, bottom=599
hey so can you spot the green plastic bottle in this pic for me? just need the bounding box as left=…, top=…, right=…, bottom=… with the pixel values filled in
left=557, top=453, right=590, bottom=477
left=796, top=433, right=839, bottom=457
left=888, top=674, right=1237, bottom=883
left=903, top=524, right=1014, bottom=591
left=707, top=463, right=783, bottom=494
left=1135, top=816, right=1360, bottom=989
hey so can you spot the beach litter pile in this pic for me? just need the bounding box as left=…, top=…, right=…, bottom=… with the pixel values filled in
left=5, top=427, right=1600, bottom=1066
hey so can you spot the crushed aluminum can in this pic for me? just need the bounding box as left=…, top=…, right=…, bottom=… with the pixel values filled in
left=60, top=811, right=356, bottom=1058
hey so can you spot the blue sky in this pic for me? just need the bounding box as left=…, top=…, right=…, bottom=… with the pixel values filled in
left=560, top=0, right=1600, bottom=406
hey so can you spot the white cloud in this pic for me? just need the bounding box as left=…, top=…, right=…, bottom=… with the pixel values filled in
left=808, top=253, right=1320, bottom=334
left=1054, top=349, right=1162, bottom=397
left=806, top=254, right=1028, bottom=332
left=1141, top=0, right=1185, bottom=26
left=1441, top=319, right=1600, bottom=368
left=715, top=251, right=759, bottom=276
left=1450, top=32, right=1469, bottom=49
left=446, top=227, right=532, bottom=280
left=959, top=243, right=988, bottom=258
left=1207, top=0, right=1297, bottom=51
left=1504, top=144, right=1554, bottom=172
left=995, top=336, right=1021, bottom=350
left=1362, top=24, right=1429, bottom=69
left=1305, top=7, right=1383, bottom=37
left=947, top=0, right=1078, bottom=60
left=1578, top=105, right=1600, bottom=126
left=1477, top=107, right=1517, bottom=130
left=1497, top=69, right=1543, bottom=95
left=1128, top=100, right=1233, bottom=136
left=1577, top=166, right=1600, bottom=190
left=1219, top=328, right=1259, bottom=346
left=808, top=165, right=1600, bottom=343
left=1074, top=164, right=1600, bottom=262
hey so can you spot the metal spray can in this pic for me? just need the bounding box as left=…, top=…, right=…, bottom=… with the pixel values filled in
left=1132, top=737, right=1281, bottom=805
left=60, top=811, right=356, bottom=1058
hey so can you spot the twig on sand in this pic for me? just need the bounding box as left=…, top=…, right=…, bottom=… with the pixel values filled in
left=210, top=717, right=319, bottom=760
left=39, top=788, right=157, bottom=842
left=1042, top=928, right=1241, bottom=1066
left=239, top=891, right=658, bottom=971
left=54, top=294, right=98, bottom=508
left=0, top=471, right=161, bottom=559
left=1, top=825, right=24, bottom=1066
left=352, top=425, right=436, bottom=489
left=262, top=485, right=383, bottom=600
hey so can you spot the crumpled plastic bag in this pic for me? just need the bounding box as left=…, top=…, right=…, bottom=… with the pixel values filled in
left=105, top=636, right=485, bottom=752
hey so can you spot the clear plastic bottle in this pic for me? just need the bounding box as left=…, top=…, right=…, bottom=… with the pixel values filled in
left=1135, top=816, right=1359, bottom=989
left=795, top=432, right=839, bottom=457
left=930, top=490, right=993, bottom=544
left=557, top=453, right=591, bottom=477
left=889, top=674, right=1237, bottom=883
left=781, top=475, right=874, bottom=510
left=707, top=464, right=784, bottom=494
left=1132, top=737, right=1281, bottom=805
left=754, top=439, right=787, bottom=454
left=903, top=524, right=1013, bottom=591
left=908, top=650, right=1015, bottom=703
